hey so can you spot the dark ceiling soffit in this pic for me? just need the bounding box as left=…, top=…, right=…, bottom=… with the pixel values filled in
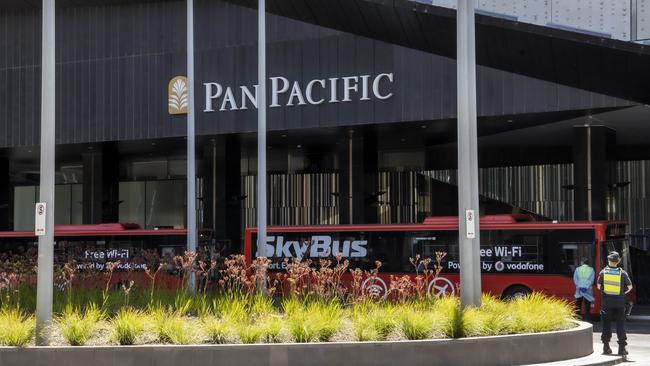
left=225, top=0, right=650, bottom=105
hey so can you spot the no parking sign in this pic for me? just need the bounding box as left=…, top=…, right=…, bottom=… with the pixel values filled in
left=35, top=202, right=46, bottom=236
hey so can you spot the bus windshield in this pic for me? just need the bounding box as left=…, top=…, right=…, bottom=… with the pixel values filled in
left=602, top=237, right=632, bottom=276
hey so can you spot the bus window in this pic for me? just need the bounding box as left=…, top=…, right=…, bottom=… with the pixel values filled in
left=483, top=230, right=546, bottom=274
left=602, top=238, right=632, bottom=276
left=546, top=230, right=595, bottom=276
left=559, top=242, right=594, bottom=274
left=365, top=231, right=405, bottom=272
left=407, top=231, right=458, bottom=273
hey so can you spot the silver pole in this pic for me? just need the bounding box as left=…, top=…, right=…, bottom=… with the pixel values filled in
left=186, top=0, right=197, bottom=293
left=457, top=0, right=481, bottom=307
left=348, top=130, right=353, bottom=223
left=257, top=0, right=267, bottom=256
left=631, top=0, right=638, bottom=41
left=36, top=0, right=56, bottom=345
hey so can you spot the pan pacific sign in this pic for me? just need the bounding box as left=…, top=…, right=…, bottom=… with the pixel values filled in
left=168, top=73, right=394, bottom=115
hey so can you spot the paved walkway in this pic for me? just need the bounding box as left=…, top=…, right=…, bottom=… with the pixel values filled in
left=592, top=317, right=650, bottom=364
left=525, top=352, right=622, bottom=366
left=525, top=316, right=650, bottom=365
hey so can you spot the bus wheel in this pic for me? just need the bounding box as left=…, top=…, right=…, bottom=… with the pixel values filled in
left=502, top=285, right=531, bottom=300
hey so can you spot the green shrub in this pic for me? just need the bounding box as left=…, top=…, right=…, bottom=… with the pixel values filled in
left=258, top=315, right=283, bottom=343
left=372, top=307, right=398, bottom=339
left=110, top=308, right=146, bottom=345
left=309, top=301, right=342, bottom=341
left=350, top=302, right=398, bottom=341
left=507, top=292, right=575, bottom=333
left=150, top=308, right=196, bottom=345
left=172, top=292, right=194, bottom=316
left=460, top=306, right=487, bottom=337
left=430, top=296, right=463, bottom=338
left=195, top=294, right=212, bottom=319
left=284, top=299, right=342, bottom=343
left=285, top=313, right=318, bottom=343
left=351, top=315, right=380, bottom=341
left=0, top=286, right=37, bottom=313
left=250, top=294, right=275, bottom=318
left=57, top=304, right=104, bottom=346
left=202, top=317, right=233, bottom=344
left=397, top=308, right=432, bottom=340
left=0, top=307, right=35, bottom=346
left=236, top=324, right=263, bottom=344
left=477, top=294, right=514, bottom=336
left=214, top=295, right=248, bottom=322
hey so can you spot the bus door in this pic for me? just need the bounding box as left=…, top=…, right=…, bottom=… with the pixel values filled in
left=601, top=237, right=632, bottom=277
left=601, top=232, right=634, bottom=314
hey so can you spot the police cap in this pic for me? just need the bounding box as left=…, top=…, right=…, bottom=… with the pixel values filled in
left=607, top=251, right=621, bottom=262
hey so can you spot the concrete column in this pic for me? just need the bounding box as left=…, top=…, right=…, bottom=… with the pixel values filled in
left=338, top=129, right=378, bottom=224
left=82, top=146, right=119, bottom=224
left=0, top=156, right=11, bottom=230
left=573, top=125, right=616, bottom=221
left=203, top=136, right=242, bottom=252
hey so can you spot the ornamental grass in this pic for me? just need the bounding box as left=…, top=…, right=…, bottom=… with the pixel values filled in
left=0, top=307, right=34, bottom=347
left=0, top=291, right=575, bottom=346
left=150, top=308, right=197, bottom=345
left=56, top=304, right=104, bottom=346
left=110, top=308, right=146, bottom=345
left=0, top=251, right=577, bottom=347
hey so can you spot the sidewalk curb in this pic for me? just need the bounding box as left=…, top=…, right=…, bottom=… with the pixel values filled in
left=593, top=356, right=625, bottom=366
left=627, top=315, right=650, bottom=321
left=526, top=352, right=624, bottom=365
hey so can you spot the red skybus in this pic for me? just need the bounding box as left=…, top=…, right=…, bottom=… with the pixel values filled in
left=245, top=214, right=635, bottom=315
left=0, top=223, right=213, bottom=288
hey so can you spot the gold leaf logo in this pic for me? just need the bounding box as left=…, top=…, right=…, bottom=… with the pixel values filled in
left=168, top=76, right=189, bottom=115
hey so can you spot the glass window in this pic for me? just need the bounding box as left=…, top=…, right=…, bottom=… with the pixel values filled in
left=145, top=180, right=186, bottom=229
left=366, top=231, right=405, bottom=272
left=408, top=231, right=458, bottom=273
left=14, top=184, right=83, bottom=230
left=545, top=230, right=595, bottom=275
left=55, top=185, right=71, bottom=225
left=119, top=182, right=145, bottom=227
left=602, top=238, right=632, bottom=276
left=14, top=186, right=36, bottom=231
left=254, top=230, right=398, bottom=272
left=71, top=184, right=83, bottom=224
left=131, top=160, right=167, bottom=179
left=484, top=230, right=547, bottom=274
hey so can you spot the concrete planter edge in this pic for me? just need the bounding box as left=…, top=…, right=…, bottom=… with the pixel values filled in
left=0, top=321, right=593, bottom=366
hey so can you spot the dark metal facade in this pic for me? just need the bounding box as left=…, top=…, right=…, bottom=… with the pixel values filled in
left=0, top=0, right=633, bottom=148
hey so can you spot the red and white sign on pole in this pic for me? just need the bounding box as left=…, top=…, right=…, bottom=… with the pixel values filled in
left=465, top=209, right=476, bottom=239
left=35, top=202, right=47, bottom=236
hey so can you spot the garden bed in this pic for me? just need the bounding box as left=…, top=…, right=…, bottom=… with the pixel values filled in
left=0, top=321, right=593, bottom=366
left=0, top=293, right=578, bottom=347
left=0, top=253, right=587, bottom=365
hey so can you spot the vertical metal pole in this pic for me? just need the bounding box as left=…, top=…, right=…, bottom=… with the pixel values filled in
left=186, top=0, right=197, bottom=293
left=457, top=0, right=481, bottom=307
left=587, top=126, right=592, bottom=221
left=348, top=130, right=354, bottom=224
left=257, top=0, right=267, bottom=256
left=36, top=0, right=56, bottom=345
left=631, top=0, right=638, bottom=41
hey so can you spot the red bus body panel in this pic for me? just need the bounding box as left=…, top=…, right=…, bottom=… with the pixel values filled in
left=244, top=216, right=632, bottom=314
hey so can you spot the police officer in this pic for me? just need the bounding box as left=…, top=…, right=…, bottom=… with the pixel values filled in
left=597, top=251, right=633, bottom=356
left=573, top=257, right=595, bottom=321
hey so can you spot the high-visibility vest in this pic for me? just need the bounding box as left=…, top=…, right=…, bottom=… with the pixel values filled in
left=603, top=267, right=622, bottom=296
